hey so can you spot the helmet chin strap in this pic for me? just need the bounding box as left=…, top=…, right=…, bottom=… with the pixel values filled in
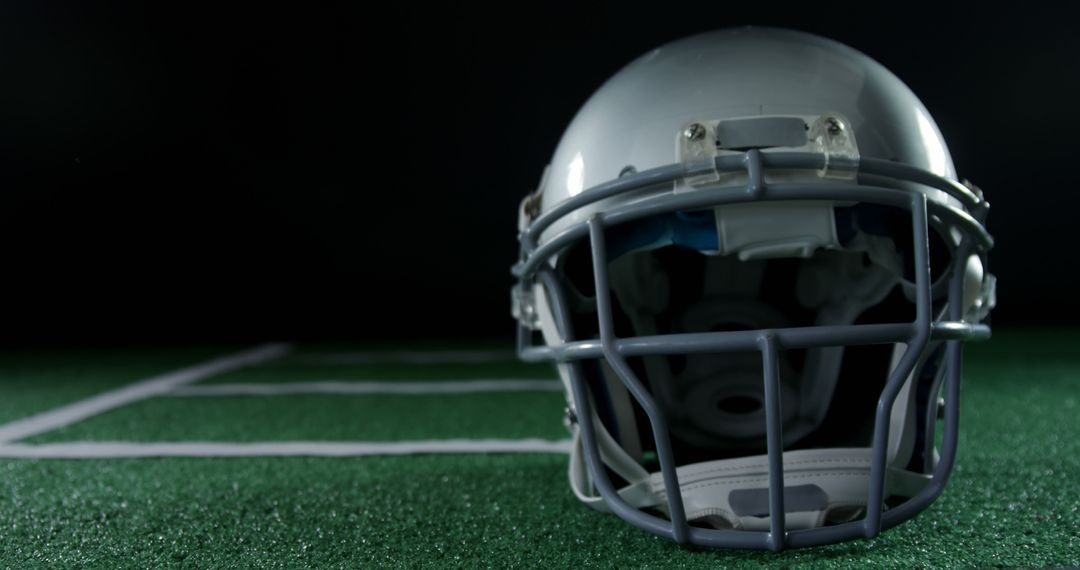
left=568, top=413, right=932, bottom=531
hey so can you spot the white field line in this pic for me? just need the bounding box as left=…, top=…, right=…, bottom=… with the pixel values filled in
left=0, top=344, right=291, bottom=443
left=0, top=439, right=573, bottom=458
left=168, top=379, right=561, bottom=397
left=290, top=350, right=516, bottom=365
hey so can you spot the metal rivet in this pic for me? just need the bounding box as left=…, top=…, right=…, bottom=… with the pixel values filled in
left=683, top=123, right=707, bottom=141
left=825, top=117, right=843, bottom=135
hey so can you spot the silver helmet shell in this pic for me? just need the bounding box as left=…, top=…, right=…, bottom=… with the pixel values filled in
left=535, top=27, right=958, bottom=242
left=512, top=27, right=994, bottom=551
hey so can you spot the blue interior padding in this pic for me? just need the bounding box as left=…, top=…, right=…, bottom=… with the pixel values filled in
left=605, top=205, right=899, bottom=260
left=605, top=210, right=719, bottom=260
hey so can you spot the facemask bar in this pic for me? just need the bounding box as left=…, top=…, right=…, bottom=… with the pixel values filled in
left=513, top=149, right=992, bottom=551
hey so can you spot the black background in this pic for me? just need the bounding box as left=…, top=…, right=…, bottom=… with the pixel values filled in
left=1, top=3, right=1075, bottom=346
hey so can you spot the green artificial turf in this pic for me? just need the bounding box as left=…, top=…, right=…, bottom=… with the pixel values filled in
left=0, top=346, right=232, bottom=424
left=0, top=329, right=1077, bottom=568
left=23, top=391, right=567, bottom=443
left=201, top=360, right=555, bottom=385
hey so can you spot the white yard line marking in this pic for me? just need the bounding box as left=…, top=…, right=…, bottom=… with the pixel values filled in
left=291, top=350, right=516, bottom=365
left=168, top=379, right=561, bottom=397
left=0, top=439, right=573, bottom=458
left=0, top=344, right=291, bottom=443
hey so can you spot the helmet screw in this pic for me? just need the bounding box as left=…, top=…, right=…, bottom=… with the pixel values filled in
left=825, top=117, right=844, bottom=135
left=683, top=123, right=707, bottom=141
left=564, top=406, right=578, bottom=425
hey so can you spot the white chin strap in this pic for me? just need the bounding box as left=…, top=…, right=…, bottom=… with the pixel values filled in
left=568, top=419, right=931, bottom=531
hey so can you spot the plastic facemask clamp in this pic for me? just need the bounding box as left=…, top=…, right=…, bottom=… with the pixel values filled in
left=677, top=121, right=721, bottom=187
left=808, top=112, right=860, bottom=180
left=511, top=283, right=541, bottom=330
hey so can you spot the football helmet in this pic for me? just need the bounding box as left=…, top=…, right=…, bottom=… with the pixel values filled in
left=511, top=27, right=995, bottom=550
